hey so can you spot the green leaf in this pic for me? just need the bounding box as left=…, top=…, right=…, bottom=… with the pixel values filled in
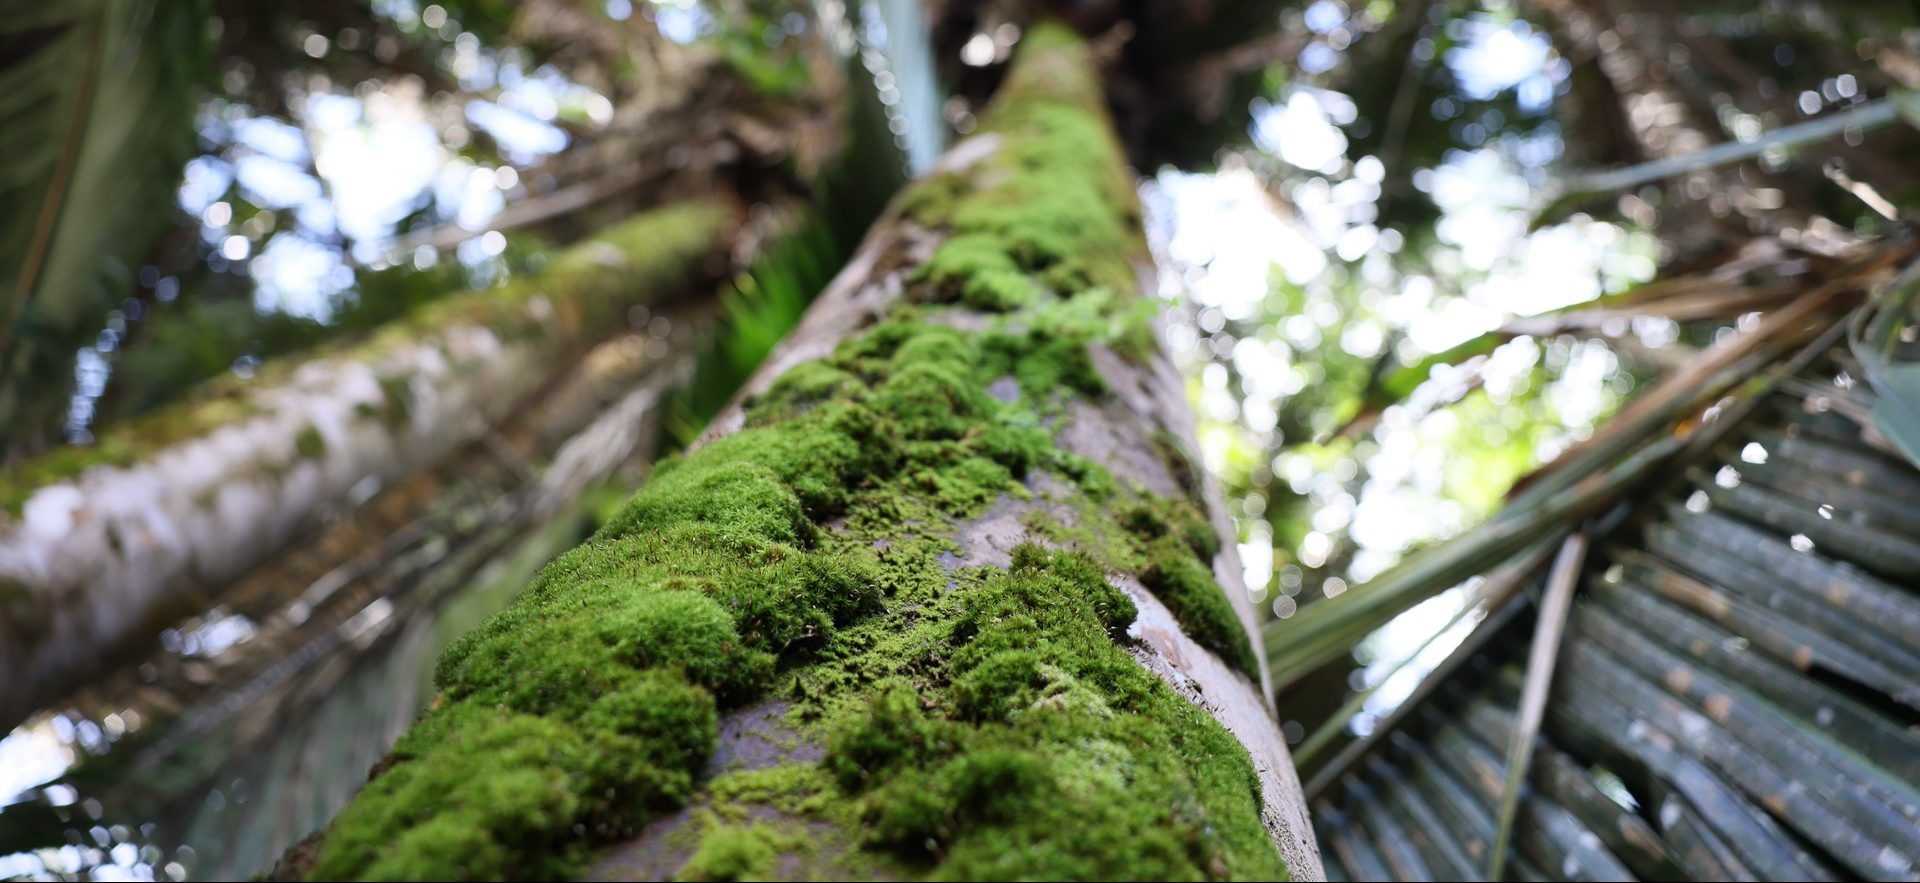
left=1848, top=265, right=1920, bottom=470
left=1870, top=363, right=1920, bottom=468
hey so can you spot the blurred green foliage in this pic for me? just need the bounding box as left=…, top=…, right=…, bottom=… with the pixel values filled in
left=0, top=0, right=211, bottom=450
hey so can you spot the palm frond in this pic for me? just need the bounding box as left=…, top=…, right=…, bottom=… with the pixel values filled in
left=0, top=0, right=208, bottom=452
left=1272, top=239, right=1914, bottom=691
left=1298, top=246, right=1920, bottom=880
left=1531, top=91, right=1919, bottom=229
left=1487, top=533, right=1587, bottom=881
left=1337, top=238, right=1870, bottom=440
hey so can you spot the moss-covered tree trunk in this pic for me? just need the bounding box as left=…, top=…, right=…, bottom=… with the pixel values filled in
left=0, top=203, right=733, bottom=732
left=280, top=23, right=1321, bottom=882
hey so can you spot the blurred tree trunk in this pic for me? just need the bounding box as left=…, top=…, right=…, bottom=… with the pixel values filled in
left=278, top=22, right=1322, bottom=882
left=0, top=203, right=734, bottom=732
left=2, top=312, right=703, bottom=877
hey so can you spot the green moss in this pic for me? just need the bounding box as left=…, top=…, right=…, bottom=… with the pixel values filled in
left=914, top=234, right=1036, bottom=311
left=1, top=438, right=137, bottom=514
left=813, top=546, right=1281, bottom=881
left=1149, top=430, right=1208, bottom=503
left=374, top=374, right=414, bottom=429
left=1122, top=498, right=1221, bottom=561
left=306, top=24, right=1284, bottom=883
left=688, top=764, right=909, bottom=880
left=888, top=12, right=1143, bottom=329
left=0, top=395, right=257, bottom=515
left=746, top=362, right=863, bottom=425
left=872, top=362, right=989, bottom=441
left=706, top=763, right=836, bottom=815
left=825, top=682, right=954, bottom=789
left=309, top=705, right=595, bottom=881
left=674, top=822, right=782, bottom=882
left=600, top=457, right=816, bottom=546
left=1139, top=536, right=1259, bottom=677
left=294, top=426, right=327, bottom=460
left=437, top=581, right=772, bottom=714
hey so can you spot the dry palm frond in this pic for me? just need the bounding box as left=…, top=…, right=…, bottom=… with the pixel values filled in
left=1297, top=243, right=1920, bottom=880
left=1534, top=91, right=1920, bottom=228
left=1486, top=533, right=1587, bottom=881
left=1275, top=239, right=1915, bottom=694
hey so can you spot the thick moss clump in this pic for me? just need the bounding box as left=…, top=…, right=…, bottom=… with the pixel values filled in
left=1123, top=498, right=1222, bottom=562
left=294, top=426, right=327, bottom=460
left=1139, top=536, right=1261, bottom=677
left=896, top=20, right=1141, bottom=319
left=311, top=692, right=711, bottom=880
left=914, top=234, right=1037, bottom=311
left=308, top=306, right=1105, bottom=881
left=305, top=23, right=1281, bottom=883
left=816, top=546, right=1281, bottom=881
left=311, top=392, right=890, bottom=877
left=673, top=822, right=782, bottom=881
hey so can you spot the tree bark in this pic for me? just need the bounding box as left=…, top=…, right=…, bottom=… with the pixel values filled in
left=0, top=202, right=733, bottom=732
left=278, top=22, right=1319, bottom=882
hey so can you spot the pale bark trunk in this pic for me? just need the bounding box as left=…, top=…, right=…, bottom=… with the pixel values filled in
left=26, top=320, right=696, bottom=879
left=0, top=202, right=732, bottom=731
